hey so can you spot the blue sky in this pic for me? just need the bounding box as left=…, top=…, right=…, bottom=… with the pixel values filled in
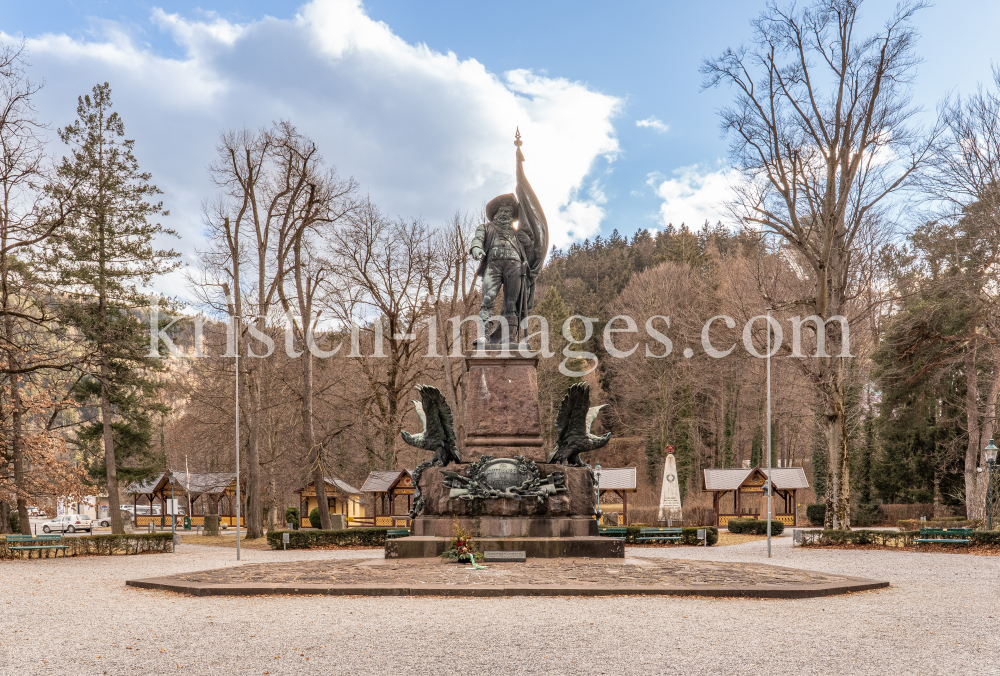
left=3, top=0, right=1000, bottom=277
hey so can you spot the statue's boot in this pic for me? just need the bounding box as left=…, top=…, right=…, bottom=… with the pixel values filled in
left=504, top=313, right=520, bottom=346
left=473, top=317, right=510, bottom=349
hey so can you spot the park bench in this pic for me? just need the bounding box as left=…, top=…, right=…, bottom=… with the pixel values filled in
left=598, top=527, right=628, bottom=539
left=636, top=527, right=683, bottom=544
left=914, top=527, right=972, bottom=552
left=6, top=534, right=69, bottom=559
left=386, top=528, right=410, bottom=539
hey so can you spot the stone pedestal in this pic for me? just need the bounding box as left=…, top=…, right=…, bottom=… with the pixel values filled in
left=386, top=535, right=622, bottom=559
left=416, top=464, right=595, bottom=518
left=463, top=353, right=545, bottom=462
left=411, top=516, right=597, bottom=538
left=390, top=352, right=621, bottom=559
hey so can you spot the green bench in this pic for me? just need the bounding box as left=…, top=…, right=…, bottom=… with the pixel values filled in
left=6, top=534, right=69, bottom=558
left=598, top=527, right=628, bottom=539
left=386, top=529, right=410, bottom=539
left=914, top=528, right=972, bottom=552
left=636, top=527, right=683, bottom=544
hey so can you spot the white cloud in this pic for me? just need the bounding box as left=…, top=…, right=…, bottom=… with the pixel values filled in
left=649, top=164, right=740, bottom=229
left=635, top=116, right=669, bottom=133
left=8, top=0, right=621, bottom=293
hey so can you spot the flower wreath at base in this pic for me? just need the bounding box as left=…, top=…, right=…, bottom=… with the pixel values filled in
left=441, top=521, right=481, bottom=563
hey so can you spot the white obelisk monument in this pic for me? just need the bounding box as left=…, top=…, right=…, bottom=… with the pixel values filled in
left=657, top=445, right=683, bottom=523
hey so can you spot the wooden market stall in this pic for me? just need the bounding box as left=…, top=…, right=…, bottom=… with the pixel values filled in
left=703, top=466, right=809, bottom=527
left=128, top=471, right=243, bottom=528
left=297, top=477, right=365, bottom=524
left=595, top=467, right=637, bottom=526
left=358, top=470, right=414, bottom=527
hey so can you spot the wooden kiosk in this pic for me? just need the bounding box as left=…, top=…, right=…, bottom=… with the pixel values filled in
left=359, top=470, right=414, bottom=527
left=128, top=471, right=242, bottom=528
left=595, top=467, right=637, bottom=526
left=296, top=477, right=365, bottom=523
left=703, top=466, right=809, bottom=527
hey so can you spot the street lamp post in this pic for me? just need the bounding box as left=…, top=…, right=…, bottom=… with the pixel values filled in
left=234, top=321, right=241, bottom=562
left=985, top=439, right=998, bottom=530
left=170, top=472, right=176, bottom=552
left=765, top=307, right=773, bottom=559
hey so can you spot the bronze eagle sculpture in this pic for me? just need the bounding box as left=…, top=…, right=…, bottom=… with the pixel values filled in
left=547, top=382, right=611, bottom=466
left=401, top=385, right=460, bottom=467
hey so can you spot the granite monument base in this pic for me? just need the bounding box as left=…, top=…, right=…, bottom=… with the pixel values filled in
left=416, top=464, right=595, bottom=518
left=463, top=353, right=546, bottom=462
left=411, top=515, right=598, bottom=537
left=385, top=535, right=623, bottom=559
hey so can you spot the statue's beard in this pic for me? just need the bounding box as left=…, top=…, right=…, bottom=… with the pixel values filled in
left=494, top=215, right=513, bottom=230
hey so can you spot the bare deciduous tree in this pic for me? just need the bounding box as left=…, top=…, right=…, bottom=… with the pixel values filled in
left=326, top=198, right=433, bottom=471
left=702, top=0, right=936, bottom=528
left=920, top=68, right=1000, bottom=518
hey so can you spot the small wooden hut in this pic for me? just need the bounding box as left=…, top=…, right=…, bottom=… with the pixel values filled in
left=359, top=470, right=414, bottom=527
left=297, top=477, right=365, bottom=523
left=128, top=471, right=242, bottom=528
left=703, top=466, right=809, bottom=527
left=595, top=467, right=637, bottom=526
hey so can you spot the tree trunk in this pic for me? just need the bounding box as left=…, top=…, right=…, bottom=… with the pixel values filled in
left=0, top=500, right=10, bottom=534
left=303, top=349, right=331, bottom=530
left=965, top=339, right=986, bottom=519
left=11, top=376, right=29, bottom=535
left=100, top=363, right=123, bottom=534
left=822, top=360, right=851, bottom=530
left=244, top=360, right=263, bottom=538
left=266, top=473, right=278, bottom=532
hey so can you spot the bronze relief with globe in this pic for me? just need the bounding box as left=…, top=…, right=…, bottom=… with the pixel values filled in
left=387, top=133, right=619, bottom=559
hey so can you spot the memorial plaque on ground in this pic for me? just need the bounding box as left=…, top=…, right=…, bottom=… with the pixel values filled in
left=484, top=550, right=526, bottom=563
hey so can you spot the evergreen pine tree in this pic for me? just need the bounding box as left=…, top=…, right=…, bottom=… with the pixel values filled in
left=51, top=83, right=179, bottom=534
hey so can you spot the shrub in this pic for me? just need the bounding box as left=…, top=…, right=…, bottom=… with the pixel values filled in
left=266, top=527, right=390, bottom=550
left=308, top=508, right=322, bottom=529
left=898, top=518, right=981, bottom=531
left=798, top=529, right=919, bottom=548
left=8, top=510, right=19, bottom=534
left=0, top=532, right=172, bottom=559
left=806, top=504, right=825, bottom=526
left=284, top=507, right=300, bottom=530
left=680, top=526, right=719, bottom=546
left=727, top=518, right=785, bottom=535
left=972, top=531, right=1000, bottom=547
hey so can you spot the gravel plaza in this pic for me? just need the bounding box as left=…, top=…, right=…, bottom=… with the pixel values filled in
left=1, top=536, right=997, bottom=676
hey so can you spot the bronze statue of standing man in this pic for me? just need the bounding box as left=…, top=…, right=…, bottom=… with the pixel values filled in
left=471, top=130, right=549, bottom=348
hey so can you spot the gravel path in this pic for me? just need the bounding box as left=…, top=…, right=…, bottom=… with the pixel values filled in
left=1, top=538, right=997, bottom=675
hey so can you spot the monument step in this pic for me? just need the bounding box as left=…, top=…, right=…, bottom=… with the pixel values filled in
left=385, top=536, right=623, bottom=559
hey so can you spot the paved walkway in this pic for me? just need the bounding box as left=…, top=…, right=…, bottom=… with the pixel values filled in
left=1, top=537, right=996, bottom=675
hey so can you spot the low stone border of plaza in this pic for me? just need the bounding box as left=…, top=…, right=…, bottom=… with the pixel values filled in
left=0, top=532, right=173, bottom=559
left=126, top=574, right=888, bottom=599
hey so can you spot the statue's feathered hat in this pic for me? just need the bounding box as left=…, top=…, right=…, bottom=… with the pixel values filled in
left=486, top=193, right=519, bottom=222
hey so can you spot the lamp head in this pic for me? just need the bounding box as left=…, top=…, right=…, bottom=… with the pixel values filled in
left=985, top=439, right=999, bottom=464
